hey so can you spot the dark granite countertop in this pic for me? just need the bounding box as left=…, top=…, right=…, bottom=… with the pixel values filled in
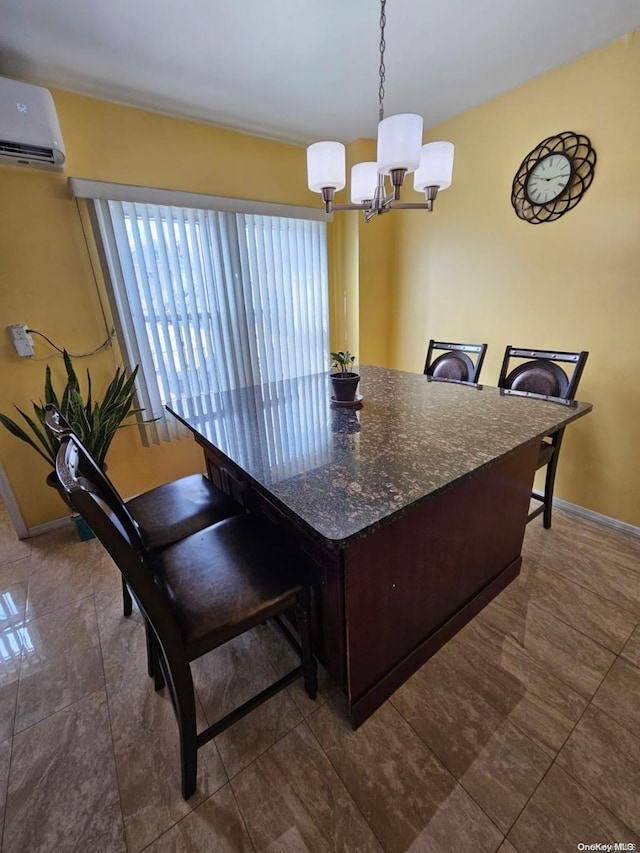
left=167, top=366, right=592, bottom=549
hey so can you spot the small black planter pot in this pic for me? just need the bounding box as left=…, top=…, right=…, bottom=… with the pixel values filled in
left=330, top=372, right=361, bottom=402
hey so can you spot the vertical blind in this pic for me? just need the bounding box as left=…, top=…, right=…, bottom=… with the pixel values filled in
left=93, top=199, right=329, bottom=441
left=179, top=372, right=332, bottom=483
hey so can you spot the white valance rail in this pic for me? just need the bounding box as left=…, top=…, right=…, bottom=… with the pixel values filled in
left=68, top=177, right=331, bottom=222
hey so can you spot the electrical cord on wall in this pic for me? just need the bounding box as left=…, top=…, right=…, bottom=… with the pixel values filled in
left=26, top=327, right=116, bottom=360
left=18, top=200, right=119, bottom=360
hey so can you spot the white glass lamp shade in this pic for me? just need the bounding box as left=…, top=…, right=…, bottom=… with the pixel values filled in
left=307, top=141, right=346, bottom=193
left=351, top=162, right=378, bottom=204
left=413, top=141, right=455, bottom=191
left=377, top=113, right=423, bottom=174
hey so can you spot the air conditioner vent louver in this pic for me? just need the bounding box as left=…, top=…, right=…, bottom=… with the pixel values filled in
left=0, top=76, right=65, bottom=169
left=0, top=140, right=55, bottom=164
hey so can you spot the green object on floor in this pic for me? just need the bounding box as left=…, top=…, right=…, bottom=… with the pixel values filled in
left=72, top=514, right=95, bottom=541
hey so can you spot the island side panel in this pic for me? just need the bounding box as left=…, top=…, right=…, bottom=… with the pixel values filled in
left=343, top=441, right=539, bottom=726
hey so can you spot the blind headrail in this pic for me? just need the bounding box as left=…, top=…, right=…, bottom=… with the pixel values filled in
left=68, top=177, right=331, bottom=222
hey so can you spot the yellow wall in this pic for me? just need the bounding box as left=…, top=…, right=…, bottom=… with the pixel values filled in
left=329, top=138, right=395, bottom=366
left=391, top=34, right=640, bottom=526
left=0, top=90, right=317, bottom=528
left=3, top=33, right=639, bottom=529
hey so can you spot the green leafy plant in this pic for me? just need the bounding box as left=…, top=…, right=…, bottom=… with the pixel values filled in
left=330, top=351, right=356, bottom=376
left=0, top=350, right=145, bottom=469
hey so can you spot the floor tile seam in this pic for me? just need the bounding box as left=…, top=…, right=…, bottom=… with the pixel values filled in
left=422, top=643, right=575, bottom=761
left=228, top=779, right=259, bottom=853
left=542, top=650, right=618, bottom=761
left=0, top=551, right=32, bottom=571
left=0, top=554, right=32, bottom=580
left=620, top=624, right=640, bottom=658
left=454, top=748, right=551, bottom=837
left=13, top=657, right=107, bottom=737
left=537, top=726, right=640, bottom=843
left=464, top=613, right=604, bottom=705
left=483, top=704, right=572, bottom=765
left=208, top=726, right=229, bottom=793
left=224, top=716, right=348, bottom=843
left=549, top=759, right=640, bottom=842
left=606, top=655, right=640, bottom=677
left=11, top=683, right=108, bottom=740
left=502, top=553, right=636, bottom=652
left=460, top=687, right=583, bottom=761
left=522, top=544, right=637, bottom=602
left=300, top=715, right=393, bottom=853
left=0, top=734, right=14, bottom=853
left=218, top=704, right=305, bottom=782
left=3, top=663, right=21, bottom=735
left=185, top=680, right=231, bottom=780
left=92, top=587, right=123, bottom=610
left=536, top=564, right=640, bottom=619
left=567, top=549, right=640, bottom=579
left=97, top=606, right=235, bottom=803
left=387, top=696, right=506, bottom=841
left=22, top=589, right=95, bottom=626
left=133, top=782, right=256, bottom=853
left=540, top=506, right=636, bottom=535
left=91, top=594, right=128, bottom=852
left=197, top=621, right=289, bottom=731
left=488, top=593, right=632, bottom=657
left=504, top=652, right=630, bottom=842
left=285, top=678, right=333, bottom=718
left=0, top=619, right=27, bottom=671
left=552, top=523, right=640, bottom=560
left=586, top=682, right=640, bottom=752
left=0, top=617, right=30, bottom=639
left=9, top=605, right=28, bottom=740
left=502, top=744, right=574, bottom=840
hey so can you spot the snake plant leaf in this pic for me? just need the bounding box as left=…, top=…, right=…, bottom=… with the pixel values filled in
left=0, top=413, right=54, bottom=466
left=85, top=368, right=93, bottom=418
left=16, top=406, right=56, bottom=466
left=33, top=402, right=59, bottom=461
left=0, top=349, right=150, bottom=471
left=44, top=365, right=60, bottom=409
left=63, top=350, right=80, bottom=391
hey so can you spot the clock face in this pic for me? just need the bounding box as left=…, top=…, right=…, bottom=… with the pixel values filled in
left=526, top=154, right=571, bottom=204
left=511, top=132, right=596, bottom=224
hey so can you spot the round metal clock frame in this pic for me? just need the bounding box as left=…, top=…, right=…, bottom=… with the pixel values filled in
left=511, top=131, right=596, bottom=224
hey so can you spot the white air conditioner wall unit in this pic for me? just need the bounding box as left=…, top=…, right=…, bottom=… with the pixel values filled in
left=0, top=75, right=65, bottom=169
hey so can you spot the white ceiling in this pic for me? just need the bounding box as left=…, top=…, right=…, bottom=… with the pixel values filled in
left=0, top=0, right=638, bottom=145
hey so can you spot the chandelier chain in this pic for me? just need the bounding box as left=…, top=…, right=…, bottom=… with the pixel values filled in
left=378, top=0, right=386, bottom=122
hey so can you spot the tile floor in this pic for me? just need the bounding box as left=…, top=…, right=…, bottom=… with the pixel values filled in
left=0, top=499, right=639, bottom=852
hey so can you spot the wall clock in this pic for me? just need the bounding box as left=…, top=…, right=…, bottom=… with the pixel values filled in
left=511, top=131, right=596, bottom=224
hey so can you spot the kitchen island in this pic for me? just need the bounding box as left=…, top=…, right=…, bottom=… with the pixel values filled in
left=167, top=366, right=592, bottom=726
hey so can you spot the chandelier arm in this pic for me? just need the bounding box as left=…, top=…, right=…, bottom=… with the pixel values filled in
left=331, top=202, right=373, bottom=211
left=388, top=201, right=437, bottom=212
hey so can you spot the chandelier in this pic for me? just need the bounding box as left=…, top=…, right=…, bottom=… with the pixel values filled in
left=306, top=0, right=454, bottom=222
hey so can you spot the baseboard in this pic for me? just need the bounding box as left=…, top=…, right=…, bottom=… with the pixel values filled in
left=27, top=516, right=73, bottom=538
left=554, top=498, right=640, bottom=539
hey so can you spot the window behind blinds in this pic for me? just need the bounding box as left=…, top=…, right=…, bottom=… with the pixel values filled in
left=93, top=199, right=329, bottom=442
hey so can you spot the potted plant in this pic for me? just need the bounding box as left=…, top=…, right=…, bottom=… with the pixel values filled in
left=0, top=350, right=145, bottom=496
left=330, top=351, right=361, bottom=403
